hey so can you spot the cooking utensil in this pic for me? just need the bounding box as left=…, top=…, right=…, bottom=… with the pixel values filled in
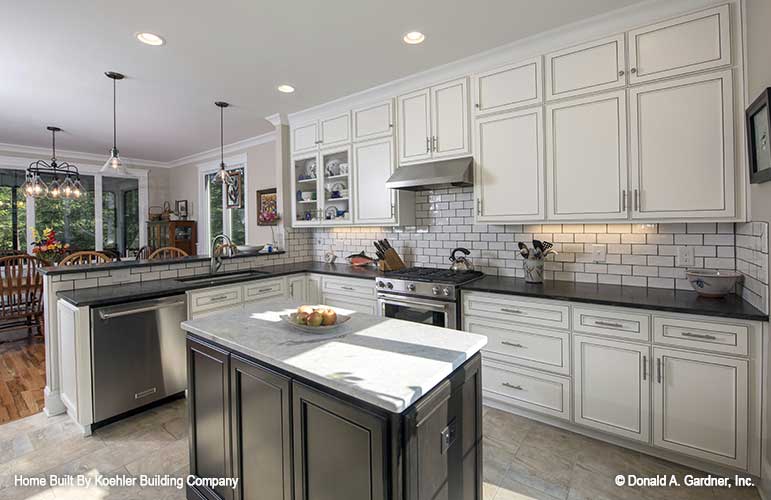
left=449, top=247, right=474, bottom=272
left=532, top=240, right=545, bottom=258
left=517, top=242, right=530, bottom=258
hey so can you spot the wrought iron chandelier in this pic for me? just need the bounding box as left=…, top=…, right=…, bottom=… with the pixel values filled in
left=214, top=101, right=235, bottom=185
left=23, top=126, right=85, bottom=199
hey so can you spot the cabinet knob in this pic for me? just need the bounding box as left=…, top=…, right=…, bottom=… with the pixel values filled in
left=630, top=68, right=637, bottom=74
left=618, top=70, right=625, bottom=77
left=474, top=103, right=480, bottom=109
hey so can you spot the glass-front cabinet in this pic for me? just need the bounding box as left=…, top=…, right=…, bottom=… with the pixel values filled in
left=291, top=145, right=352, bottom=226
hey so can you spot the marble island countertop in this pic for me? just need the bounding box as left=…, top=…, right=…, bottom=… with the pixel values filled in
left=181, top=300, right=487, bottom=413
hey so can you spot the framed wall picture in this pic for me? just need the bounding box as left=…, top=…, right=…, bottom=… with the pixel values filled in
left=175, top=200, right=188, bottom=219
left=747, top=87, right=771, bottom=184
left=225, top=171, right=243, bottom=208
left=257, top=188, right=279, bottom=225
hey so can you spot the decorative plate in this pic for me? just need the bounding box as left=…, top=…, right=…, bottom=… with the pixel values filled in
left=305, top=159, right=317, bottom=178
left=325, top=159, right=341, bottom=176
left=279, top=313, right=351, bottom=333
left=325, top=206, right=338, bottom=219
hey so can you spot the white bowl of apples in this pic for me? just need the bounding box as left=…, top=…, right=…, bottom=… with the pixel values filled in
left=280, top=305, right=351, bottom=333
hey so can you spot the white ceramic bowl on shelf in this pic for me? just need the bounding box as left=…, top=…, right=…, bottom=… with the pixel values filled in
left=686, top=269, right=741, bottom=298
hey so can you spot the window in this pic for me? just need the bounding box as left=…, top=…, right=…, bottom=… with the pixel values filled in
left=102, top=177, right=140, bottom=256
left=0, top=169, right=27, bottom=251
left=205, top=167, right=245, bottom=245
left=35, top=175, right=95, bottom=251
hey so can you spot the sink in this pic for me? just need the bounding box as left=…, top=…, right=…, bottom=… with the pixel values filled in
left=177, top=270, right=269, bottom=285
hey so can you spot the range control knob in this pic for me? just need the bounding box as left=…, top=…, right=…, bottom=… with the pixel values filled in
left=432, top=286, right=441, bottom=295
left=377, top=281, right=385, bottom=288
left=408, top=283, right=416, bottom=291
left=386, top=282, right=394, bottom=289
left=442, top=288, right=451, bottom=296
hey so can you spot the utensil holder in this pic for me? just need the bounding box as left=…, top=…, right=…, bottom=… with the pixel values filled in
left=378, top=249, right=406, bottom=271
left=523, top=256, right=545, bottom=283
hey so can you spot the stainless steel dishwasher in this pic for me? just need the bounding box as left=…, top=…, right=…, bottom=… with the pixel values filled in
left=91, top=295, right=187, bottom=423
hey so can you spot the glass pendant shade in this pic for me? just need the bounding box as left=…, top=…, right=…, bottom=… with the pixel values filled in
left=215, top=163, right=231, bottom=184
left=72, top=179, right=84, bottom=198
left=49, top=178, right=61, bottom=198
left=101, top=147, right=128, bottom=174
left=32, top=176, right=48, bottom=197
left=61, top=177, right=74, bottom=198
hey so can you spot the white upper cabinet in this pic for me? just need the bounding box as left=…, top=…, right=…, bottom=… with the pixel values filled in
left=319, top=112, right=351, bottom=147
left=431, top=78, right=470, bottom=159
left=473, top=58, right=542, bottom=115
left=353, top=137, right=397, bottom=225
left=293, top=122, right=318, bottom=153
left=653, top=347, right=748, bottom=470
left=628, top=5, right=731, bottom=84
left=629, top=70, right=734, bottom=219
left=546, top=91, right=628, bottom=220
left=397, top=78, right=470, bottom=165
left=397, top=88, right=432, bottom=164
left=475, top=108, right=544, bottom=222
left=353, top=100, right=394, bottom=142
left=545, top=34, right=626, bottom=101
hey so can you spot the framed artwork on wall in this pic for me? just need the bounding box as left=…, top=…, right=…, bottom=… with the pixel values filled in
left=257, top=188, right=279, bottom=225
left=747, top=87, right=771, bottom=184
left=225, top=171, right=243, bottom=208
left=175, top=200, right=188, bottom=219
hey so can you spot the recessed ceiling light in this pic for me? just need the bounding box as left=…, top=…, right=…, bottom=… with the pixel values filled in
left=403, top=31, right=426, bottom=44
left=136, top=32, right=165, bottom=46
left=277, top=84, right=295, bottom=94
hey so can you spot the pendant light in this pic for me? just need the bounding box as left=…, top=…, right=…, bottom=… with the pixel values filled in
left=23, top=126, right=85, bottom=199
left=214, top=101, right=233, bottom=185
left=101, top=71, right=128, bottom=174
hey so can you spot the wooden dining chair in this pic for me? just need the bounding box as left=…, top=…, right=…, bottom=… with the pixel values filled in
left=136, top=246, right=154, bottom=260
left=0, top=255, right=48, bottom=340
left=148, top=247, right=189, bottom=260
left=59, top=251, right=112, bottom=266
left=213, top=243, right=238, bottom=257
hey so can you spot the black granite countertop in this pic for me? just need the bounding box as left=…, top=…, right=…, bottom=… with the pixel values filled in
left=462, top=276, right=768, bottom=322
left=56, top=262, right=383, bottom=307
left=40, top=251, right=286, bottom=275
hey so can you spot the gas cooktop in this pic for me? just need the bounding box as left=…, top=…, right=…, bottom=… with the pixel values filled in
left=383, top=267, right=485, bottom=284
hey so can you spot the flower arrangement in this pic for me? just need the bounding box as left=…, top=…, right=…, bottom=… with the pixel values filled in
left=31, top=228, right=70, bottom=263
left=258, top=209, right=280, bottom=225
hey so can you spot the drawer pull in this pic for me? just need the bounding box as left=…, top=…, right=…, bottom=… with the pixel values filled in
left=341, top=286, right=356, bottom=291
left=500, top=308, right=524, bottom=315
left=680, top=331, right=717, bottom=341
left=502, top=382, right=523, bottom=391
left=500, top=341, right=525, bottom=348
left=257, top=288, right=273, bottom=293
left=209, top=295, right=229, bottom=302
left=594, top=320, right=624, bottom=328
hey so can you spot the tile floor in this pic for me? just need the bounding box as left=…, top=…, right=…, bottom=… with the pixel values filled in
left=0, top=400, right=760, bottom=500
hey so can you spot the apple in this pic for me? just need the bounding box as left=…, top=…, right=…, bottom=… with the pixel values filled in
left=295, top=312, right=309, bottom=325
left=321, top=309, right=337, bottom=326
left=298, top=305, right=314, bottom=315
left=307, top=311, right=324, bottom=327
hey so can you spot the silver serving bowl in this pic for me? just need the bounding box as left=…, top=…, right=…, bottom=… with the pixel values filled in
left=686, top=269, right=740, bottom=298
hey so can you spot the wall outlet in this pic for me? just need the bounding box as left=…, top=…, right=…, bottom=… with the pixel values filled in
left=676, top=246, right=695, bottom=267
left=591, top=245, right=606, bottom=263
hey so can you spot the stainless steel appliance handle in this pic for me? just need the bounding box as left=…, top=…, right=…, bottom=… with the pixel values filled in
left=378, top=294, right=449, bottom=312
left=99, top=300, right=185, bottom=320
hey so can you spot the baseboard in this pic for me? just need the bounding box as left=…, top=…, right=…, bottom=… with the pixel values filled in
left=43, top=387, right=66, bottom=417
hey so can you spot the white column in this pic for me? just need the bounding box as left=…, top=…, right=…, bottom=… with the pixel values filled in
left=94, top=174, right=103, bottom=250
left=266, top=113, right=289, bottom=251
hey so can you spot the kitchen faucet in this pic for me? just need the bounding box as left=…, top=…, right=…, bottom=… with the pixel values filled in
left=210, top=234, right=233, bottom=274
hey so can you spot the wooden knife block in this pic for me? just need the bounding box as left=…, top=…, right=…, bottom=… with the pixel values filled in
left=378, top=249, right=406, bottom=271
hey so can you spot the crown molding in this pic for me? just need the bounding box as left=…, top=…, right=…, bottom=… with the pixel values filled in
left=165, top=130, right=276, bottom=168
left=265, top=113, right=288, bottom=127
left=0, top=142, right=167, bottom=169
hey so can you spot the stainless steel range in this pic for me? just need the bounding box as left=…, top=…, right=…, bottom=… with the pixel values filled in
left=376, top=267, right=484, bottom=330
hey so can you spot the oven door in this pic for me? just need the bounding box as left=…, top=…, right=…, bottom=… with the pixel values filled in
left=378, top=293, right=457, bottom=330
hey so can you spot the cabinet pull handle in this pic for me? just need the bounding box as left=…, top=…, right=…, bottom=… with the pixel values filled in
left=502, top=382, right=523, bottom=391
left=619, top=70, right=625, bottom=77
left=681, top=331, right=717, bottom=340
left=135, top=387, right=157, bottom=400
left=656, top=358, right=662, bottom=384
left=622, top=190, right=627, bottom=211
left=209, top=295, right=229, bottom=302
left=426, top=137, right=431, bottom=153
left=289, top=283, right=294, bottom=294
left=474, top=103, right=480, bottom=109
left=476, top=198, right=482, bottom=216
left=501, top=341, right=525, bottom=348
left=391, top=204, right=395, bottom=218
left=594, top=320, right=624, bottom=328
left=634, top=189, right=639, bottom=211
left=642, top=355, right=647, bottom=381
left=258, top=288, right=273, bottom=293
left=630, top=67, right=637, bottom=74
left=341, top=286, right=355, bottom=291
left=500, top=307, right=524, bottom=315
left=432, top=136, right=438, bottom=152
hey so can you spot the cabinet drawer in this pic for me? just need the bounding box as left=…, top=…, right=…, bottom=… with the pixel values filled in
left=189, top=285, right=242, bottom=314
left=573, top=306, right=650, bottom=341
left=653, top=316, right=748, bottom=356
left=463, top=293, right=569, bottom=330
left=323, top=293, right=377, bottom=316
left=244, top=278, right=286, bottom=303
left=473, top=58, right=541, bottom=114
left=322, top=276, right=375, bottom=299
left=482, top=359, right=570, bottom=421
left=465, top=317, right=569, bottom=375
left=353, top=100, right=393, bottom=141
left=545, top=34, right=626, bottom=100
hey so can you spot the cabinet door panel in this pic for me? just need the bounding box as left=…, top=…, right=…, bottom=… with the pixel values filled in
left=293, top=382, right=386, bottom=500
left=546, top=91, right=628, bottom=220
left=293, top=122, right=318, bottom=153
left=431, top=78, right=470, bottom=159
left=573, top=335, right=650, bottom=442
left=354, top=137, right=396, bottom=225
left=398, top=88, right=432, bottom=164
left=231, top=356, right=291, bottom=500
left=545, top=34, right=626, bottom=100
left=307, top=275, right=322, bottom=304
left=473, top=58, right=541, bottom=114
left=288, top=276, right=307, bottom=302
left=475, top=108, right=544, bottom=222
left=319, top=113, right=350, bottom=147
left=323, top=293, right=377, bottom=315
left=629, top=70, right=734, bottom=219
left=353, top=100, right=394, bottom=141
left=653, top=347, right=748, bottom=469
left=629, top=5, right=731, bottom=84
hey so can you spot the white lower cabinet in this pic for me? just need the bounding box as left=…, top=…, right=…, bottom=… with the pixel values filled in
left=652, top=347, right=748, bottom=470
left=573, top=335, right=650, bottom=443
left=287, top=275, right=307, bottom=302
left=323, top=293, right=377, bottom=315
left=307, top=274, right=323, bottom=304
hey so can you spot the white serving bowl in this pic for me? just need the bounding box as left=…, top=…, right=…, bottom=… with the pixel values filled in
left=686, top=269, right=741, bottom=298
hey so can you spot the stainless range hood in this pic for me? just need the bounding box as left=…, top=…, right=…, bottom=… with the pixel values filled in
left=385, top=157, right=473, bottom=191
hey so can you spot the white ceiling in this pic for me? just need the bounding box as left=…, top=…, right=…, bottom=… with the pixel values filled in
left=0, top=0, right=648, bottom=163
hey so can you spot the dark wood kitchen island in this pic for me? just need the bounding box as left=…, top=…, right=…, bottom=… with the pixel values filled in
left=181, top=299, right=487, bottom=500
